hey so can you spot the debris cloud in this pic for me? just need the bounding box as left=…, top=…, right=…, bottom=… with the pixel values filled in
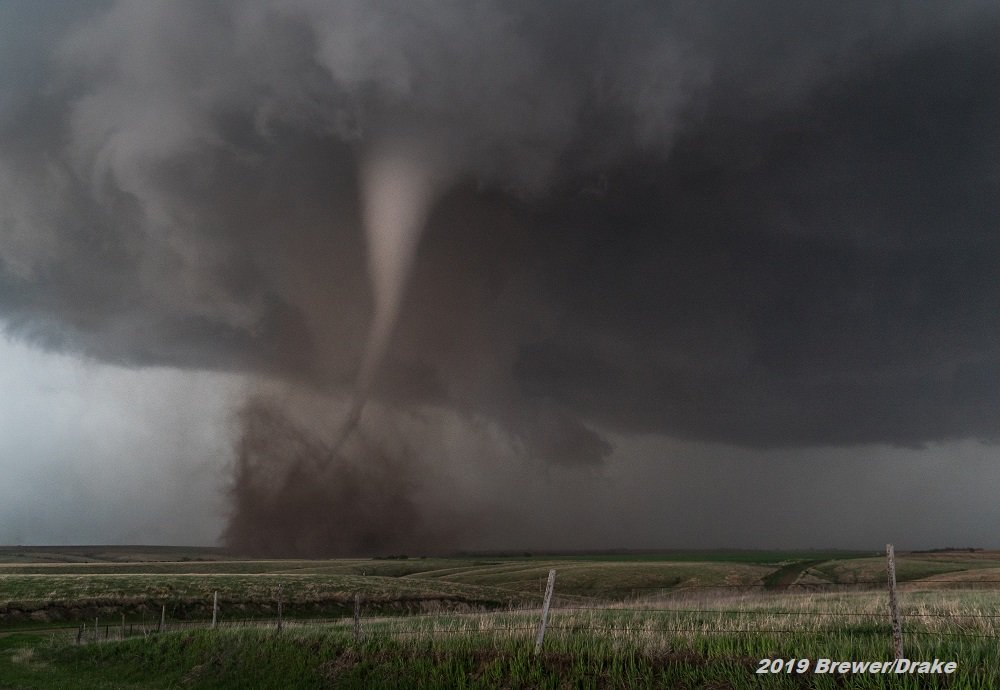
left=226, top=396, right=463, bottom=557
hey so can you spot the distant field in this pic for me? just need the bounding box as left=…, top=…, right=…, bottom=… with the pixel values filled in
left=2, top=547, right=1000, bottom=688
left=0, top=545, right=231, bottom=564
left=0, top=547, right=879, bottom=622
left=1, top=546, right=997, bottom=626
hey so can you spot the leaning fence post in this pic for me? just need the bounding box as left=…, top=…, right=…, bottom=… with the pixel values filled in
left=534, top=569, right=557, bottom=655
left=353, top=594, right=362, bottom=643
left=212, top=591, right=218, bottom=629
left=886, top=543, right=904, bottom=659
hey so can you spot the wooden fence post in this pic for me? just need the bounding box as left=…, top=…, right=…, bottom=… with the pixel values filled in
left=534, top=569, right=557, bottom=655
left=76, top=623, right=83, bottom=645
left=120, top=613, right=125, bottom=640
left=159, top=604, right=166, bottom=633
left=886, top=543, right=904, bottom=659
left=353, top=594, right=362, bottom=643
left=212, top=591, right=218, bottom=629
left=277, top=584, right=284, bottom=632
left=94, top=617, right=99, bottom=643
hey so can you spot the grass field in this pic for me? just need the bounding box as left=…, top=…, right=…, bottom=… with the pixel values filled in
left=2, top=547, right=999, bottom=688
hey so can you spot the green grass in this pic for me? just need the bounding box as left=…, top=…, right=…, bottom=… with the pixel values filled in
left=3, top=549, right=1000, bottom=687
left=0, top=545, right=231, bottom=565
left=811, top=555, right=1000, bottom=585
left=531, top=549, right=878, bottom=564
left=6, top=549, right=1000, bottom=629
left=0, top=556, right=779, bottom=627
left=3, top=591, right=997, bottom=689
left=0, top=574, right=522, bottom=633
left=0, top=572, right=514, bottom=602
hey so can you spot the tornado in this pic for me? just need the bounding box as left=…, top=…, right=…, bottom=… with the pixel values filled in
left=334, top=141, right=448, bottom=449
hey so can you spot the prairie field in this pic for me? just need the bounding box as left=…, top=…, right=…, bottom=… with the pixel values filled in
left=2, top=547, right=999, bottom=688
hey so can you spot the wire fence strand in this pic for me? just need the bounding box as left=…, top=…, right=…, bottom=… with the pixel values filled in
left=56, top=570, right=1000, bottom=651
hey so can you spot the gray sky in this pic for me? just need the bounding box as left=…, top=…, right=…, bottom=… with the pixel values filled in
left=2, top=0, right=1000, bottom=553
left=0, top=336, right=238, bottom=545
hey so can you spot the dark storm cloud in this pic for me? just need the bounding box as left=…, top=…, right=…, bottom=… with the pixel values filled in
left=2, top=0, right=1000, bottom=465
left=509, top=19, right=1000, bottom=447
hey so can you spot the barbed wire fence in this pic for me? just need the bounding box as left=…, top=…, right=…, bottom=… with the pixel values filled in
left=62, top=545, right=1000, bottom=653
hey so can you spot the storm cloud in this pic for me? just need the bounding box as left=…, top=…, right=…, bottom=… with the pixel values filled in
left=2, top=1, right=1000, bottom=552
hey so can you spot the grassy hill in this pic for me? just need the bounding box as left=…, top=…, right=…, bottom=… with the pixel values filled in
left=2, top=547, right=996, bottom=627
left=2, top=548, right=999, bottom=688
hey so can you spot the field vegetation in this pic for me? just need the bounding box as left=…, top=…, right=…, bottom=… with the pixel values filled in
left=2, top=547, right=999, bottom=687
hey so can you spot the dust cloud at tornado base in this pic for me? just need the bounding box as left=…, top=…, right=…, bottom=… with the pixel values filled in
left=223, top=390, right=537, bottom=557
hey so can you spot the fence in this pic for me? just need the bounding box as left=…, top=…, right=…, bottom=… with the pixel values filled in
left=63, top=545, right=1000, bottom=659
